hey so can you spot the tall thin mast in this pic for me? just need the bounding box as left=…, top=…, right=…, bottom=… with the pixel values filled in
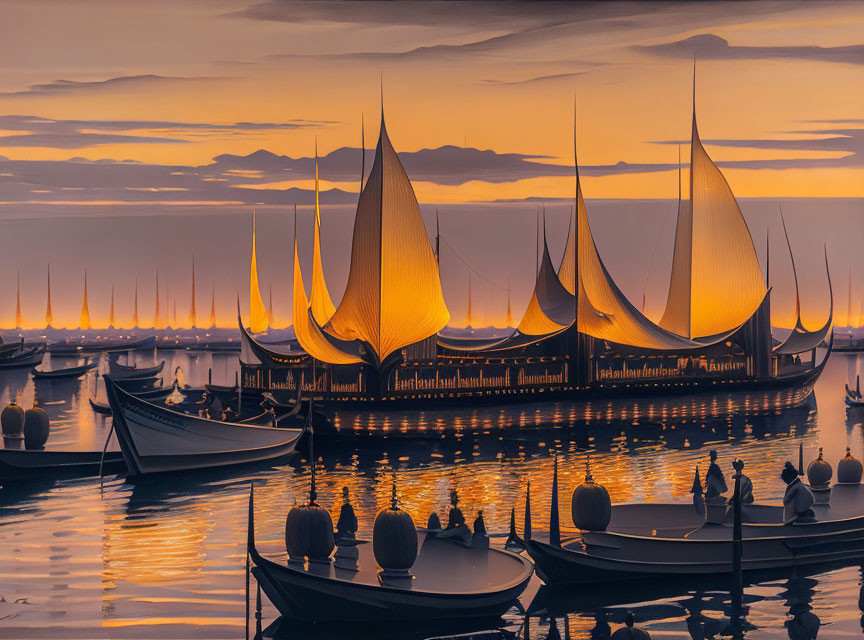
left=506, top=275, right=512, bottom=328
left=360, top=112, right=366, bottom=192
left=466, top=271, right=473, bottom=330
left=154, top=269, right=161, bottom=329
left=435, top=209, right=440, bottom=265
left=45, top=264, right=53, bottom=328
left=269, top=284, right=274, bottom=329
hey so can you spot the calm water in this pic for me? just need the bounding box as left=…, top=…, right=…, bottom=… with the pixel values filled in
left=1, top=349, right=863, bottom=639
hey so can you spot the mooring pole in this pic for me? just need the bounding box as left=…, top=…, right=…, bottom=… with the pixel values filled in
left=731, top=460, right=744, bottom=638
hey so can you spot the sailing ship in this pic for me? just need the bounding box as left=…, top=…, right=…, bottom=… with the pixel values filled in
left=238, top=98, right=832, bottom=433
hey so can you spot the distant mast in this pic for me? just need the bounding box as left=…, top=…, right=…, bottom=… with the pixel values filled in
left=132, top=278, right=139, bottom=329
left=109, top=284, right=115, bottom=329
left=45, top=264, right=53, bottom=328
left=310, top=143, right=336, bottom=325
left=153, top=270, right=163, bottom=329
left=209, top=283, right=216, bottom=329
left=249, top=208, right=269, bottom=333
left=188, top=256, right=197, bottom=328
left=268, top=284, right=275, bottom=329
left=848, top=265, right=854, bottom=336
left=466, top=272, right=473, bottom=331
left=172, top=299, right=177, bottom=328
left=14, top=271, right=22, bottom=330
left=80, top=270, right=91, bottom=330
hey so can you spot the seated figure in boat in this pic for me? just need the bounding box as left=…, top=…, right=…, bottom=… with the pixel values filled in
left=781, top=462, right=816, bottom=523
left=704, top=450, right=728, bottom=504
left=729, top=459, right=754, bottom=505
left=335, top=486, right=358, bottom=545
left=439, top=489, right=472, bottom=545
left=471, top=510, right=489, bottom=548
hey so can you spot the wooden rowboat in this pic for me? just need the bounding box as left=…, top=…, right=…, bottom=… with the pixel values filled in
left=0, top=343, right=46, bottom=370
left=526, top=483, right=864, bottom=586
left=107, top=358, right=165, bottom=379
left=31, top=359, right=97, bottom=379
left=0, top=447, right=125, bottom=477
left=103, top=377, right=306, bottom=476
left=247, top=489, right=534, bottom=624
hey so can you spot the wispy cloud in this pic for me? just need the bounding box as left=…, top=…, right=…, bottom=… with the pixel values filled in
left=638, top=34, right=864, bottom=65
left=479, top=71, right=591, bottom=87
left=0, top=75, right=224, bottom=98
left=0, top=115, right=334, bottom=149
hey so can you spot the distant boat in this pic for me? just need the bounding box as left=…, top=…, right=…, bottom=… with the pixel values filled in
left=0, top=343, right=46, bottom=369
left=48, top=335, right=156, bottom=355
left=107, top=358, right=165, bottom=379
left=32, top=359, right=97, bottom=380
left=103, top=377, right=306, bottom=475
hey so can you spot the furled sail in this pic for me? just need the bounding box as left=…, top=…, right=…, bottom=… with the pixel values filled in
left=209, top=284, right=216, bottom=329
left=325, top=114, right=450, bottom=364
left=80, top=271, right=91, bottom=330
left=132, top=279, right=139, bottom=328
left=249, top=209, right=269, bottom=334
left=310, top=147, right=337, bottom=326
left=660, top=105, right=766, bottom=339
left=45, top=265, right=53, bottom=328
left=293, top=223, right=363, bottom=365
left=153, top=270, right=164, bottom=329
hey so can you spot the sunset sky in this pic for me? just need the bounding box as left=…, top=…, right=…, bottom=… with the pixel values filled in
left=0, top=0, right=862, bottom=329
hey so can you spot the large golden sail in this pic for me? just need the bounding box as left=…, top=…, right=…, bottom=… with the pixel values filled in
left=549, top=112, right=716, bottom=350
left=293, top=217, right=362, bottom=365
left=518, top=228, right=573, bottom=336
left=310, top=146, right=336, bottom=326
left=249, top=209, right=269, bottom=333
left=660, top=101, right=766, bottom=339
left=80, top=271, right=91, bottom=330
left=325, top=114, right=449, bottom=364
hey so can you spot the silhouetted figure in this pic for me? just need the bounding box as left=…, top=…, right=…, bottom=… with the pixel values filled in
left=728, top=460, right=754, bottom=505
left=472, top=510, right=489, bottom=548
left=782, top=461, right=816, bottom=523
left=335, top=486, right=358, bottom=544
left=610, top=612, right=650, bottom=639
left=705, top=450, right=727, bottom=503
left=446, top=488, right=466, bottom=529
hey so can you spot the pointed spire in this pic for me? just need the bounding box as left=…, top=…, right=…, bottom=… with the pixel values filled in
left=550, top=455, right=560, bottom=547
left=14, top=271, right=22, bottom=330
left=45, top=264, right=53, bottom=328
left=80, top=270, right=91, bottom=330
left=109, top=284, right=115, bottom=328
left=798, top=443, right=804, bottom=476
left=523, top=481, right=532, bottom=541
left=690, top=465, right=703, bottom=495
left=209, top=282, right=216, bottom=329
left=307, top=425, right=317, bottom=505
left=173, top=298, right=177, bottom=328
left=188, top=255, right=197, bottom=328
left=390, top=474, right=398, bottom=509
left=132, top=278, right=139, bottom=328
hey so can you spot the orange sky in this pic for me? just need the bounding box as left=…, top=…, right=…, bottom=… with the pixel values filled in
left=0, top=1, right=862, bottom=329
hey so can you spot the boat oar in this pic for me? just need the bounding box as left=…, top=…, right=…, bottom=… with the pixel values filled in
left=246, top=482, right=254, bottom=640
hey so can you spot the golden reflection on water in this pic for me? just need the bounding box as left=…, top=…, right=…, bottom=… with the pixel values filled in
left=2, top=352, right=864, bottom=638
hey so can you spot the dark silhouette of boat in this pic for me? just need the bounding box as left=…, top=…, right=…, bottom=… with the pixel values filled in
left=107, top=357, right=165, bottom=379
left=31, top=359, right=97, bottom=379
left=246, top=489, right=533, bottom=623
left=0, top=448, right=125, bottom=477
left=0, top=343, right=46, bottom=369
left=48, top=335, right=156, bottom=355
left=103, top=377, right=306, bottom=475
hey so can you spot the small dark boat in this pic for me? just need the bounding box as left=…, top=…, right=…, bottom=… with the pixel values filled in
left=89, top=397, right=113, bottom=415
left=186, top=340, right=241, bottom=352
left=0, top=447, right=125, bottom=477
left=0, top=343, right=46, bottom=369
left=104, top=377, right=306, bottom=476
left=32, top=359, right=97, bottom=380
left=247, top=489, right=534, bottom=624
left=89, top=385, right=174, bottom=416
left=107, top=358, right=165, bottom=379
